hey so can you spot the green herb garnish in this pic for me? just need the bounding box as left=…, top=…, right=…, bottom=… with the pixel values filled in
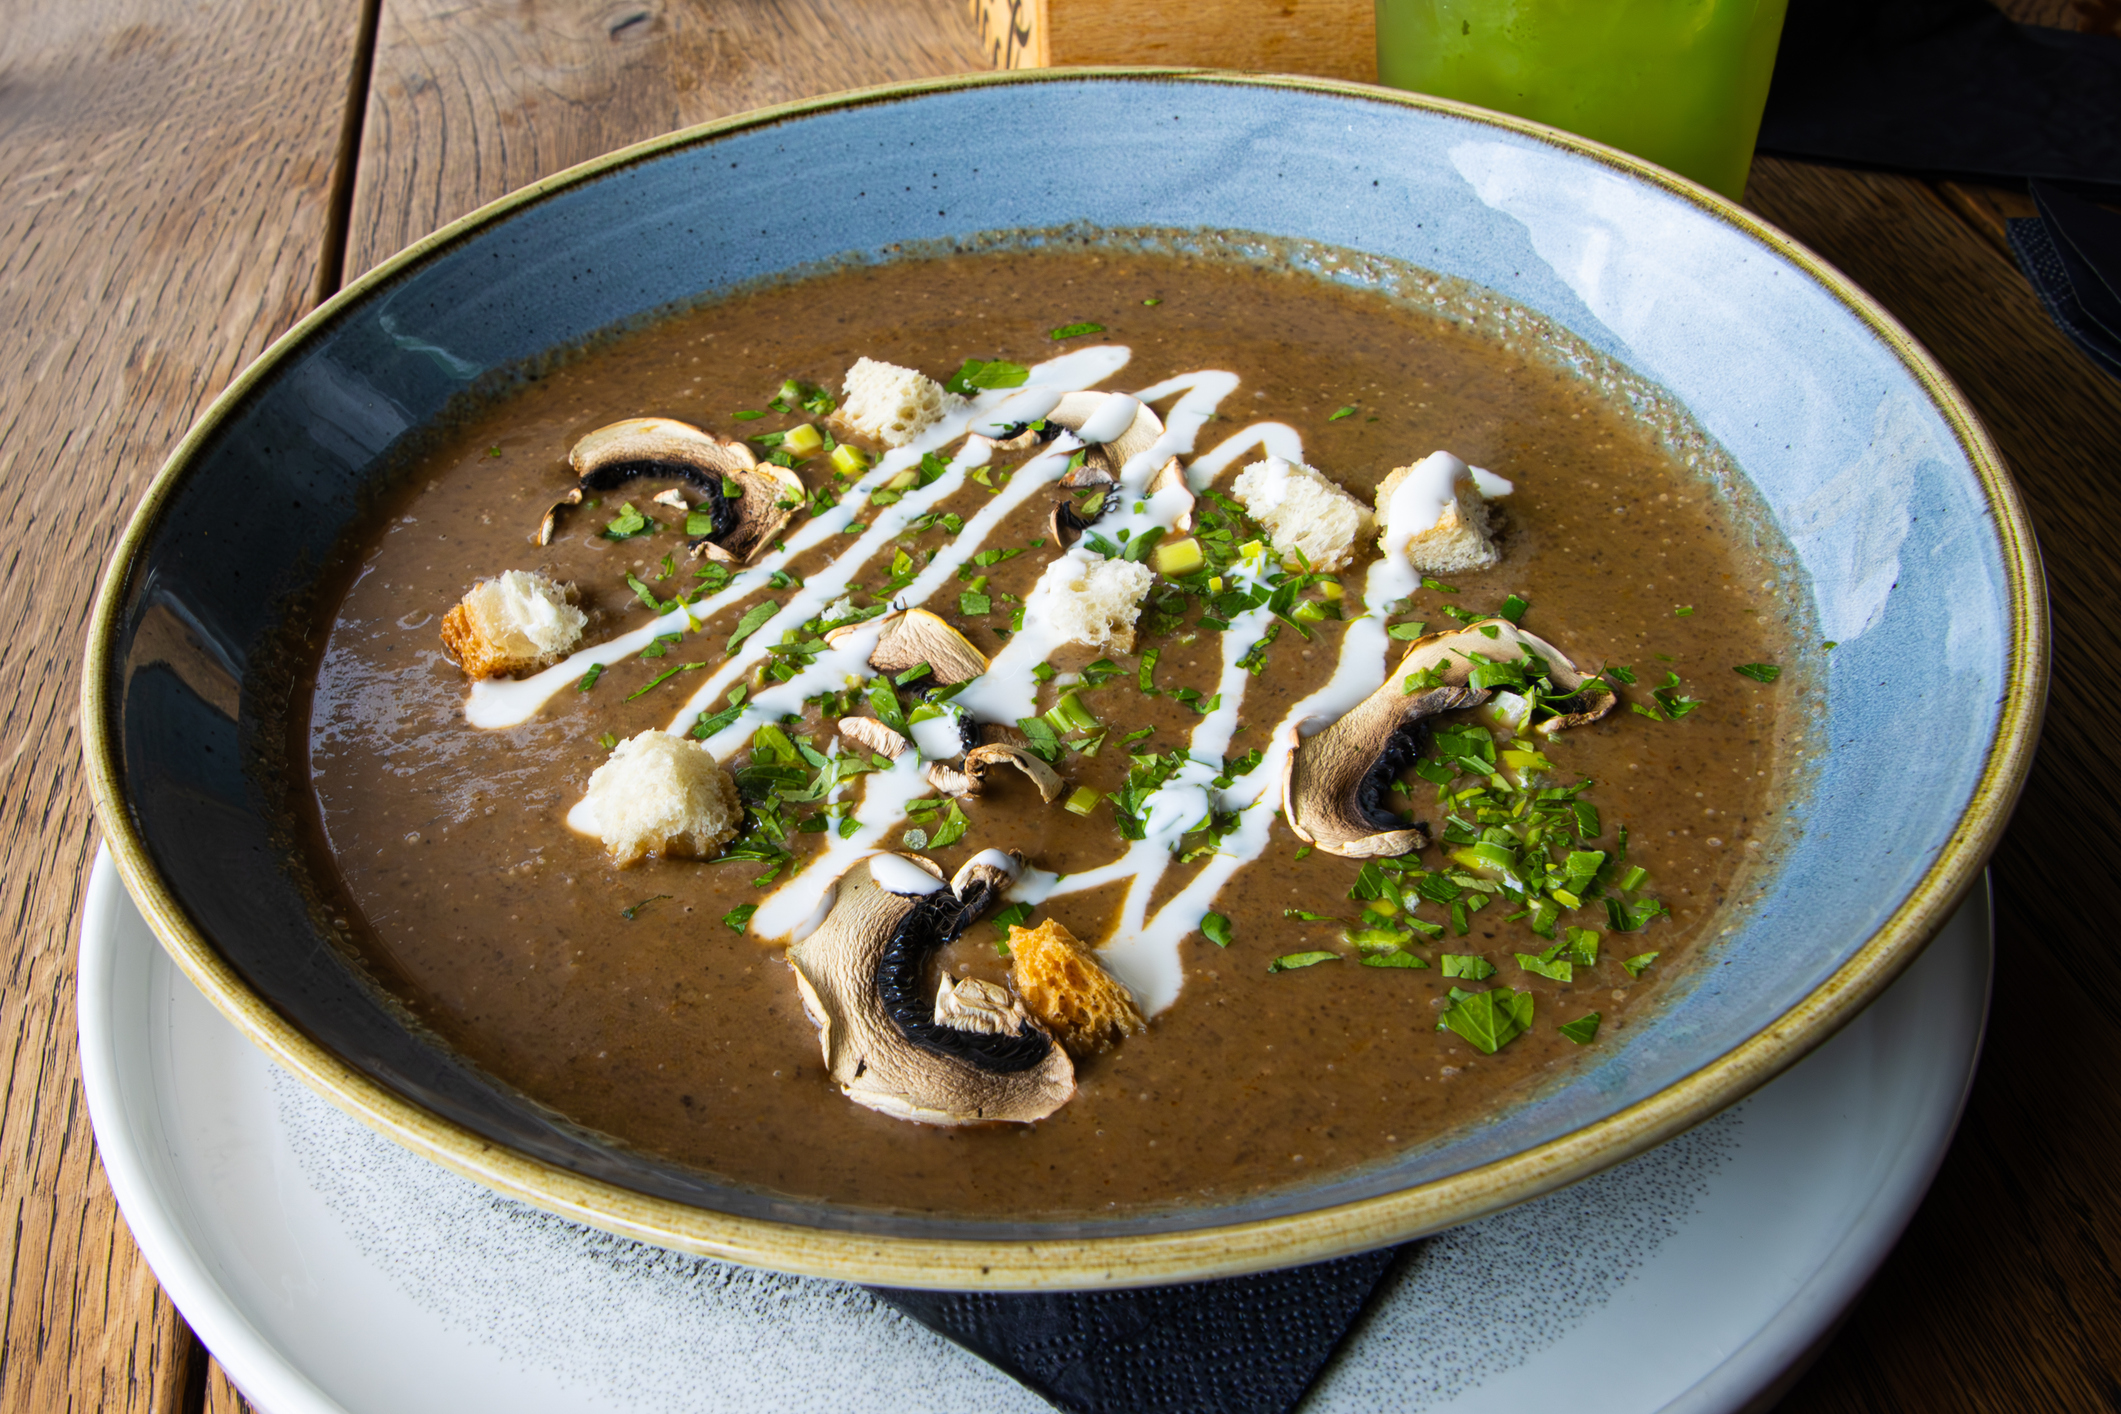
left=722, top=904, right=757, bottom=933
left=577, top=663, right=605, bottom=692
left=1048, top=321, right=1105, bottom=340
left=603, top=502, right=651, bottom=539
left=1441, top=954, right=1496, bottom=980
left=1200, top=912, right=1234, bottom=947
left=1733, top=662, right=1782, bottom=682
left=1327, top=405, right=1357, bottom=421
left=1269, top=950, right=1339, bottom=972
left=622, top=895, right=672, bottom=919
left=1622, top=951, right=1660, bottom=978
left=1559, top=1012, right=1603, bottom=1044
left=627, top=661, right=704, bottom=700
left=725, top=600, right=779, bottom=654
left=1438, top=986, right=1533, bottom=1053
left=941, top=358, right=1032, bottom=396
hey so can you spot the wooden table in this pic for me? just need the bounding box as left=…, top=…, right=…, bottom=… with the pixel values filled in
left=8, top=0, right=2116, bottom=1408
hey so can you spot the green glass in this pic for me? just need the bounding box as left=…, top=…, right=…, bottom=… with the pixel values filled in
left=1375, top=0, right=1790, bottom=201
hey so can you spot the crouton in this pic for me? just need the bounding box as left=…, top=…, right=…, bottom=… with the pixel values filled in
left=439, top=570, right=587, bottom=678
left=1375, top=452, right=1501, bottom=574
left=836, top=357, right=959, bottom=447
left=572, top=730, right=741, bottom=866
left=1007, top=918, right=1146, bottom=1055
left=1032, top=548, right=1154, bottom=653
left=1231, top=457, right=1375, bottom=571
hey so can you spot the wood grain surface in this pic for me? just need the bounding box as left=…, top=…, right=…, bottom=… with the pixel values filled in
left=1, top=0, right=2105, bottom=1407
left=0, top=0, right=365, bottom=1408
left=341, top=0, right=988, bottom=281
left=1743, top=157, right=2121, bottom=1414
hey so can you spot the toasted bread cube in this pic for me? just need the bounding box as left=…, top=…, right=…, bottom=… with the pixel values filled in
left=573, top=730, right=741, bottom=866
left=1231, top=457, right=1375, bottom=571
left=1008, top=918, right=1145, bottom=1055
left=1375, top=453, right=1502, bottom=574
left=837, top=357, right=959, bottom=447
left=439, top=570, right=587, bottom=678
left=1033, top=548, right=1154, bottom=653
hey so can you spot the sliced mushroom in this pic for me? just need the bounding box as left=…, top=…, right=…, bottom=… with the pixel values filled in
left=651, top=487, right=690, bottom=510
left=787, top=851, right=1074, bottom=1125
left=539, top=417, right=803, bottom=564
left=837, top=717, right=909, bottom=759
left=1149, top=455, right=1193, bottom=534
left=827, top=607, right=989, bottom=686
left=1046, top=391, right=1164, bottom=479
left=1281, top=620, right=1615, bottom=859
left=963, top=742, right=1066, bottom=803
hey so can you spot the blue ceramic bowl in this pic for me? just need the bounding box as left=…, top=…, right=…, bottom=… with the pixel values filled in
left=83, top=70, right=2043, bottom=1288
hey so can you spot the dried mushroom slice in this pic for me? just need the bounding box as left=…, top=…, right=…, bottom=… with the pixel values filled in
left=1046, top=391, right=1164, bottom=479
left=836, top=717, right=909, bottom=759
left=1281, top=620, right=1613, bottom=859
left=786, top=851, right=1074, bottom=1126
left=827, top=607, right=989, bottom=686
left=540, top=417, right=802, bottom=564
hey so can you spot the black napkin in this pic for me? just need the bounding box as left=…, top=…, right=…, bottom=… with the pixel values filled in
left=869, top=1245, right=1405, bottom=1414
left=1758, top=0, right=2121, bottom=194
left=2009, top=180, right=2121, bottom=377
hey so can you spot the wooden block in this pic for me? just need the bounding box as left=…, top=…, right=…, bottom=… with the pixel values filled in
left=970, top=0, right=1377, bottom=83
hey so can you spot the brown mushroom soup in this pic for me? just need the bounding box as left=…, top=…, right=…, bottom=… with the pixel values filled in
left=290, top=245, right=1809, bottom=1219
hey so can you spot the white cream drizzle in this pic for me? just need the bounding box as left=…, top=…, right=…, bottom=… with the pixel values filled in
left=479, top=343, right=1520, bottom=1017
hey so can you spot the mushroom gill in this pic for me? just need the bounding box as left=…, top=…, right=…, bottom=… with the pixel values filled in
left=786, top=851, right=1074, bottom=1125
left=540, top=416, right=803, bottom=564
left=1281, top=620, right=1614, bottom=859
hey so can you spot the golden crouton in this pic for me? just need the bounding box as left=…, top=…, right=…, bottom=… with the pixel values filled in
left=1008, top=918, right=1146, bottom=1055
left=440, top=569, right=586, bottom=678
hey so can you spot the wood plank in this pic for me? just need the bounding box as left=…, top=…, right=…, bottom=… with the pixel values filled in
left=200, top=1362, right=253, bottom=1414
left=0, top=0, right=367, bottom=1407
left=343, top=0, right=990, bottom=280
left=1742, top=155, right=2121, bottom=1413
left=970, top=0, right=1375, bottom=81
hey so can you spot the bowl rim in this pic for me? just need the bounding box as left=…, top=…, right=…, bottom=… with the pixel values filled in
left=80, top=65, right=2047, bottom=1290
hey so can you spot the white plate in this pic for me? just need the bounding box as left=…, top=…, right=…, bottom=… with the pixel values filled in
left=78, top=847, right=1988, bottom=1413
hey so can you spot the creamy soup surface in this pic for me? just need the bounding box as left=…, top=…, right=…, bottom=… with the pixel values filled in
left=293, top=244, right=1808, bottom=1218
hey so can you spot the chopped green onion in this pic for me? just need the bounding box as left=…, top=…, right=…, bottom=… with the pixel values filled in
left=1064, top=787, right=1103, bottom=816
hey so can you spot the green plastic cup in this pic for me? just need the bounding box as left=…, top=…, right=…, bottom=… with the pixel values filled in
left=1375, top=0, right=1790, bottom=201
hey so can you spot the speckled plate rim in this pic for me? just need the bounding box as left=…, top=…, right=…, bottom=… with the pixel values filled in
left=80, top=67, right=2047, bottom=1291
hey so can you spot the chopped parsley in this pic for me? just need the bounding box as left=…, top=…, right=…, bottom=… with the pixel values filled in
left=621, top=895, right=672, bottom=919
left=1441, top=954, right=1496, bottom=980
left=725, top=600, right=779, bottom=654
left=1048, top=321, right=1105, bottom=340
left=1269, top=950, right=1340, bottom=972
left=1622, top=951, right=1661, bottom=978
left=943, top=358, right=1030, bottom=395
left=1200, top=912, right=1234, bottom=947
left=1559, top=1012, right=1603, bottom=1044
left=722, top=904, right=757, bottom=933
left=576, top=663, right=605, bottom=692
left=1438, top=986, right=1533, bottom=1053
left=1328, top=405, right=1357, bottom=421
left=603, top=502, right=651, bottom=539
left=1733, top=662, right=1782, bottom=682
left=627, top=661, right=704, bottom=700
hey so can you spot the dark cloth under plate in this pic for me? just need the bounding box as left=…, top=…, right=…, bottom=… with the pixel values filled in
left=869, top=1246, right=1405, bottom=1414
left=1759, top=0, right=2121, bottom=193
